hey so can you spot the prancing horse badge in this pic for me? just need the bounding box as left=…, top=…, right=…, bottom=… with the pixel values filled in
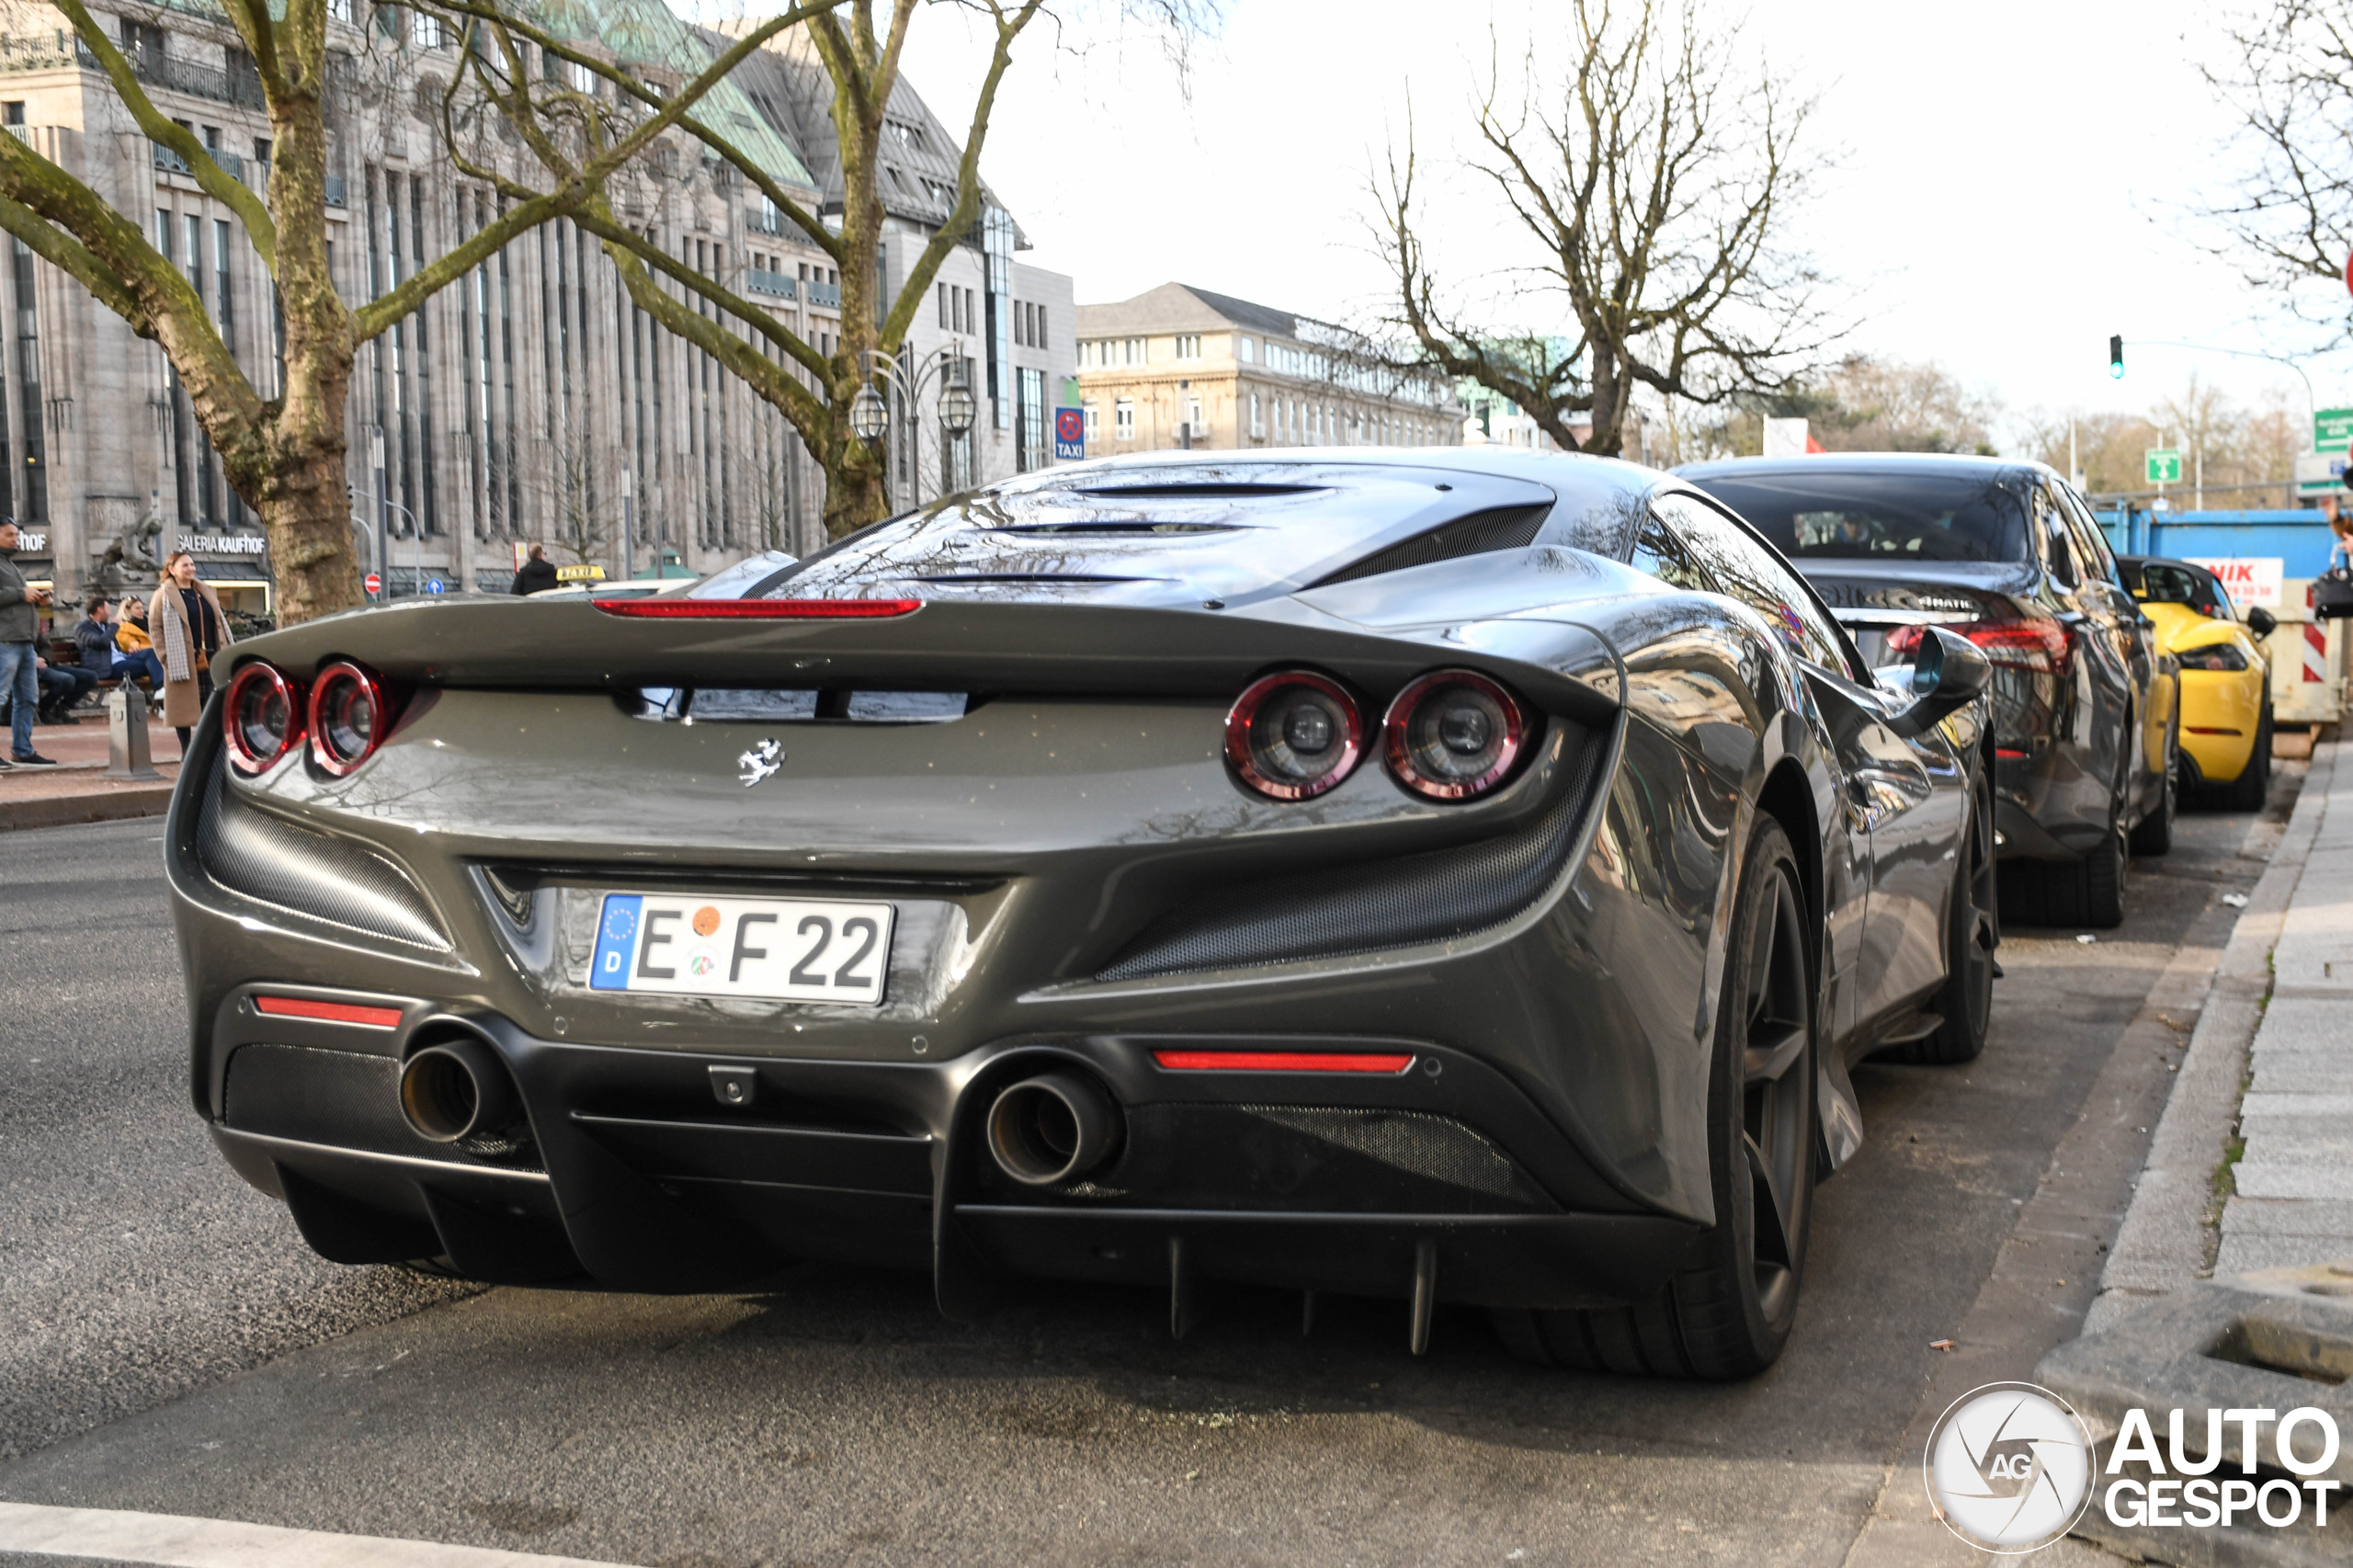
left=738, top=738, right=783, bottom=789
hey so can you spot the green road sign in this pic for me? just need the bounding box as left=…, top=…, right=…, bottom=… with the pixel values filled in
left=2145, top=449, right=2183, bottom=484
left=2316, top=407, right=2353, bottom=454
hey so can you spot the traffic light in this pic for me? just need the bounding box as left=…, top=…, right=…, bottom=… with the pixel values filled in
left=2109, top=335, right=2125, bottom=379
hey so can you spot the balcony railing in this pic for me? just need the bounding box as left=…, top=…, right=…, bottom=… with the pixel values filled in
left=0, top=30, right=267, bottom=113
left=745, top=205, right=781, bottom=237
left=151, top=140, right=189, bottom=175
left=324, top=174, right=346, bottom=208
left=806, top=279, right=840, bottom=310
left=746, top=267, right=796, bottom=301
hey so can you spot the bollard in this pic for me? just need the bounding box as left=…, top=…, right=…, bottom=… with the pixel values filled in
left=102, top=686, right=162, bottom=781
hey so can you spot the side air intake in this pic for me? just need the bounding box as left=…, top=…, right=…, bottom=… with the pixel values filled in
left=1308, top=503, right=1552, bottom=589
left=195, top=767, right=451, bottom=951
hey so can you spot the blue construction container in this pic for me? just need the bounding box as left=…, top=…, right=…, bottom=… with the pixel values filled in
left=2094, top=508, right=2339, bottom=575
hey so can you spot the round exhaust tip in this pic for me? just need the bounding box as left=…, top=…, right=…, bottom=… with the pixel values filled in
left=986, top=1071, right=1120, bottom=1187
left=399, top=1036, right=521, bottom=1145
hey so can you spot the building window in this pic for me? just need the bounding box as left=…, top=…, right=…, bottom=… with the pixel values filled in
left=1083, top=401, right=1098, bottom=443
left=1114, top=396, right=1133, bottom=442
left=1175, top=334, right=1199, bottom=360
left=1017, top=366, right=1046, bottom=472
left=1238, top=335, right=1255, bottom=364
left=1249, top=392, right=1262, bottom=439
left=937, top=282, right=949, bottom=329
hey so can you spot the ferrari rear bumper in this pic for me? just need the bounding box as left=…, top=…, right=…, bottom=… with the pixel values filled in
left=203, top=989, right=1697, bottom=1317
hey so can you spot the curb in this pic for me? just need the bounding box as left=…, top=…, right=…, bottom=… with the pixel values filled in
left=2086, top=741, right=2339, bottom=1332
left=0, top=784, right=176, bottom=832
left=2038, top=1260, right=2353, bottom=1567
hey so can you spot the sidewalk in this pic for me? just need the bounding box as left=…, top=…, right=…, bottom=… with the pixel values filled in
left=2087, top=734, right=2353, bottom=1321
left=0, top=709, right=184, bottom=831
left=2218, top=733, right=2353, bottom=1273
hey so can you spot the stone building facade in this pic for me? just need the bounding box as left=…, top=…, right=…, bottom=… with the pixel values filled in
left=0, top=0, right=1074, bottom=609
left=1074, top=282, right=1457, bottom=459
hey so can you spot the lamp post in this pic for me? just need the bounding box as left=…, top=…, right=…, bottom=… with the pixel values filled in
left=849, top=341, right=970, bottom=509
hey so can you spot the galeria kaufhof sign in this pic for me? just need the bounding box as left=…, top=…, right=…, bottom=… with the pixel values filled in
left=5, top=531, right=268, bottom=559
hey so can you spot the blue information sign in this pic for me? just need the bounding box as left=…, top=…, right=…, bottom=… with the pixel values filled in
left=1053, top=406, right=1085, bottom=462
left=426, top=578, right=446, bottom=595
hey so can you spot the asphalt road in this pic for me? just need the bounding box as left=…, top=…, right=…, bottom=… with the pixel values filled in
left=0, top=781, right=2300, bottom=1567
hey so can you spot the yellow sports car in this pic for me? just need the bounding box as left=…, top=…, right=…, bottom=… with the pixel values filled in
left=2118, top=555, right=2274, bottom=808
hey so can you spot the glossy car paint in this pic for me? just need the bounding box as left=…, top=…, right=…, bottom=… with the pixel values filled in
left=1677, top=455, right=2174, bottom=865
left=170, top=450, right=1987, bottom=1319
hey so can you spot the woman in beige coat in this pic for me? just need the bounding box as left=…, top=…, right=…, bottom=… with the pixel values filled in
left=150, top=550, right=232, bottom=756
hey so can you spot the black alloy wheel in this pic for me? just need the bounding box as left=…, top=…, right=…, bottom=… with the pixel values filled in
left=1493, top=817, right=1817, bottom=1380
left=1889, top=780, right=1998, bottom=1065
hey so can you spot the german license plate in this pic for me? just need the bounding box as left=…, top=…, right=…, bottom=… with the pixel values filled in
left=589, top=893, right=894, bottom=1004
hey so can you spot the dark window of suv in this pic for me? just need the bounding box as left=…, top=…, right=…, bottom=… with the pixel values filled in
left=1688, top=470, right=2031, bottom=563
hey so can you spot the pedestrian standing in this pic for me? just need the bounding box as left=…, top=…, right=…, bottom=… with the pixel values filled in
left=510, top=542, right=559, bottom=596
left=0, top=518, right=60, bottom=767
left=151, top=550, right=231, bottom=756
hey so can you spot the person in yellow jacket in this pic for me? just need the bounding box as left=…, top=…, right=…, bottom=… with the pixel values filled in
left=116, top=595, right=152, bottom=651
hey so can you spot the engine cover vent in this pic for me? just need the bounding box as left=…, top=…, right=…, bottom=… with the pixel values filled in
left=1307, top=503, right=1552, bottom=588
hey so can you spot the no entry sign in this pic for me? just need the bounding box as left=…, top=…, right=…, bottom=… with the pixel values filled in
left=364, top=572, right=381, bottom=596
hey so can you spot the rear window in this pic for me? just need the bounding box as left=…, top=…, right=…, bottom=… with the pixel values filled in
left=1687, top=471, right=2031, bottom=564
left=2135, top=561, right=2228, bottom=619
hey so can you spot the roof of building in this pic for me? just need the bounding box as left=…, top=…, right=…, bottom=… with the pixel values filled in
left=701, top=20, right=1018, bottom=242
left=1076, top=283, right=1313, bottom=341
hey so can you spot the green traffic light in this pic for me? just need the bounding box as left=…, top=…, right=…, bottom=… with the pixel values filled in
left=2109, top=334, right=2124, bottom=379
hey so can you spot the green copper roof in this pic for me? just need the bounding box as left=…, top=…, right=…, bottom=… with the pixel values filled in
left=525, top=0, right=815, bottom=193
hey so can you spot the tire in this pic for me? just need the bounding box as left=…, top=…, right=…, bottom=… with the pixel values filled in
left=2226, top=700, right=2273, bottom=812
left=1886, top=780, right=1997, bottom=1065
left=2078, top=820, right=2128, bottom=928
left=2129, top=724, right=2177, bottom=857
left=1493, top=817, right=1817, bottom=1380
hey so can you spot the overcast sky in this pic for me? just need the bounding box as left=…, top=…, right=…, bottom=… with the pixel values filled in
left=886, top=0, right=2353, bottom=448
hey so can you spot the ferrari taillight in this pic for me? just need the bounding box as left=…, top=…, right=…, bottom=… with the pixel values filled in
left=222, top=661, right=304, bottom=774
left=1225, top=671, right=1364, bottom=801
left=1383, top=669, right=1528, bottom=801
left=308, top=660, right=392, bottom=777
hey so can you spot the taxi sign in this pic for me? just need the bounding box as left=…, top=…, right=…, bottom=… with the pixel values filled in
left=1053, top=406, right=1085, bottom=461
left=555, top=563, right=606, bottom=584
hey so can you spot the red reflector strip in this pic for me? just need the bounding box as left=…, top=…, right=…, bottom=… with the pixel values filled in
left=1995, top=747, right=2029, bottom=759
left=254, top=995, right=404, bottom=1028
left=1152, top=1050, right=1415, bottom=1074
left=2187, top=727, right=2245, bottom=735
left=593, top=597, right=923, bottom=619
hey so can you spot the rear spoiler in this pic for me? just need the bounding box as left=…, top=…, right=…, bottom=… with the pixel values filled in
left=224, top=597, right=1625, bottom=727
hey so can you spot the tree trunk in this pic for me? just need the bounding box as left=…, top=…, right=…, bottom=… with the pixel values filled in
left=255, top=366, right=359, bottom=624
left=821, top=419, right=888, bottom=540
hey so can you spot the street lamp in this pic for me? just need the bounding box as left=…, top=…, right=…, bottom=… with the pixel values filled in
left=941, top=378, right=976, bottom=437
left=848, top=385, right=889, bottom=445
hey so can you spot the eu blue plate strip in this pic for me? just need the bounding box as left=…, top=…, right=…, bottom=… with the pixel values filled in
left=590, top=894, right=642, bottom=991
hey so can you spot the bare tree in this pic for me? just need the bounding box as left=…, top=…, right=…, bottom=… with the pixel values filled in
left=1371, top=0, right=1836, bottom=459
left=0, top=0, right=827, bottom=622
left=2194, top=0, right=2353, bottom=342
left=428, top=0, right=1220, bottom=540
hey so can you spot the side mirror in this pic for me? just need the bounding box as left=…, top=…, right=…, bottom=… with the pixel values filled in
left=2245, top=607, right=2278, bottom=639
left=1888, top=625, right=1990, bottom=739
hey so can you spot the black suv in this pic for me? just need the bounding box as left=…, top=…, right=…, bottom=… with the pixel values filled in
left=1678, top=454, right=2177, bottom=927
